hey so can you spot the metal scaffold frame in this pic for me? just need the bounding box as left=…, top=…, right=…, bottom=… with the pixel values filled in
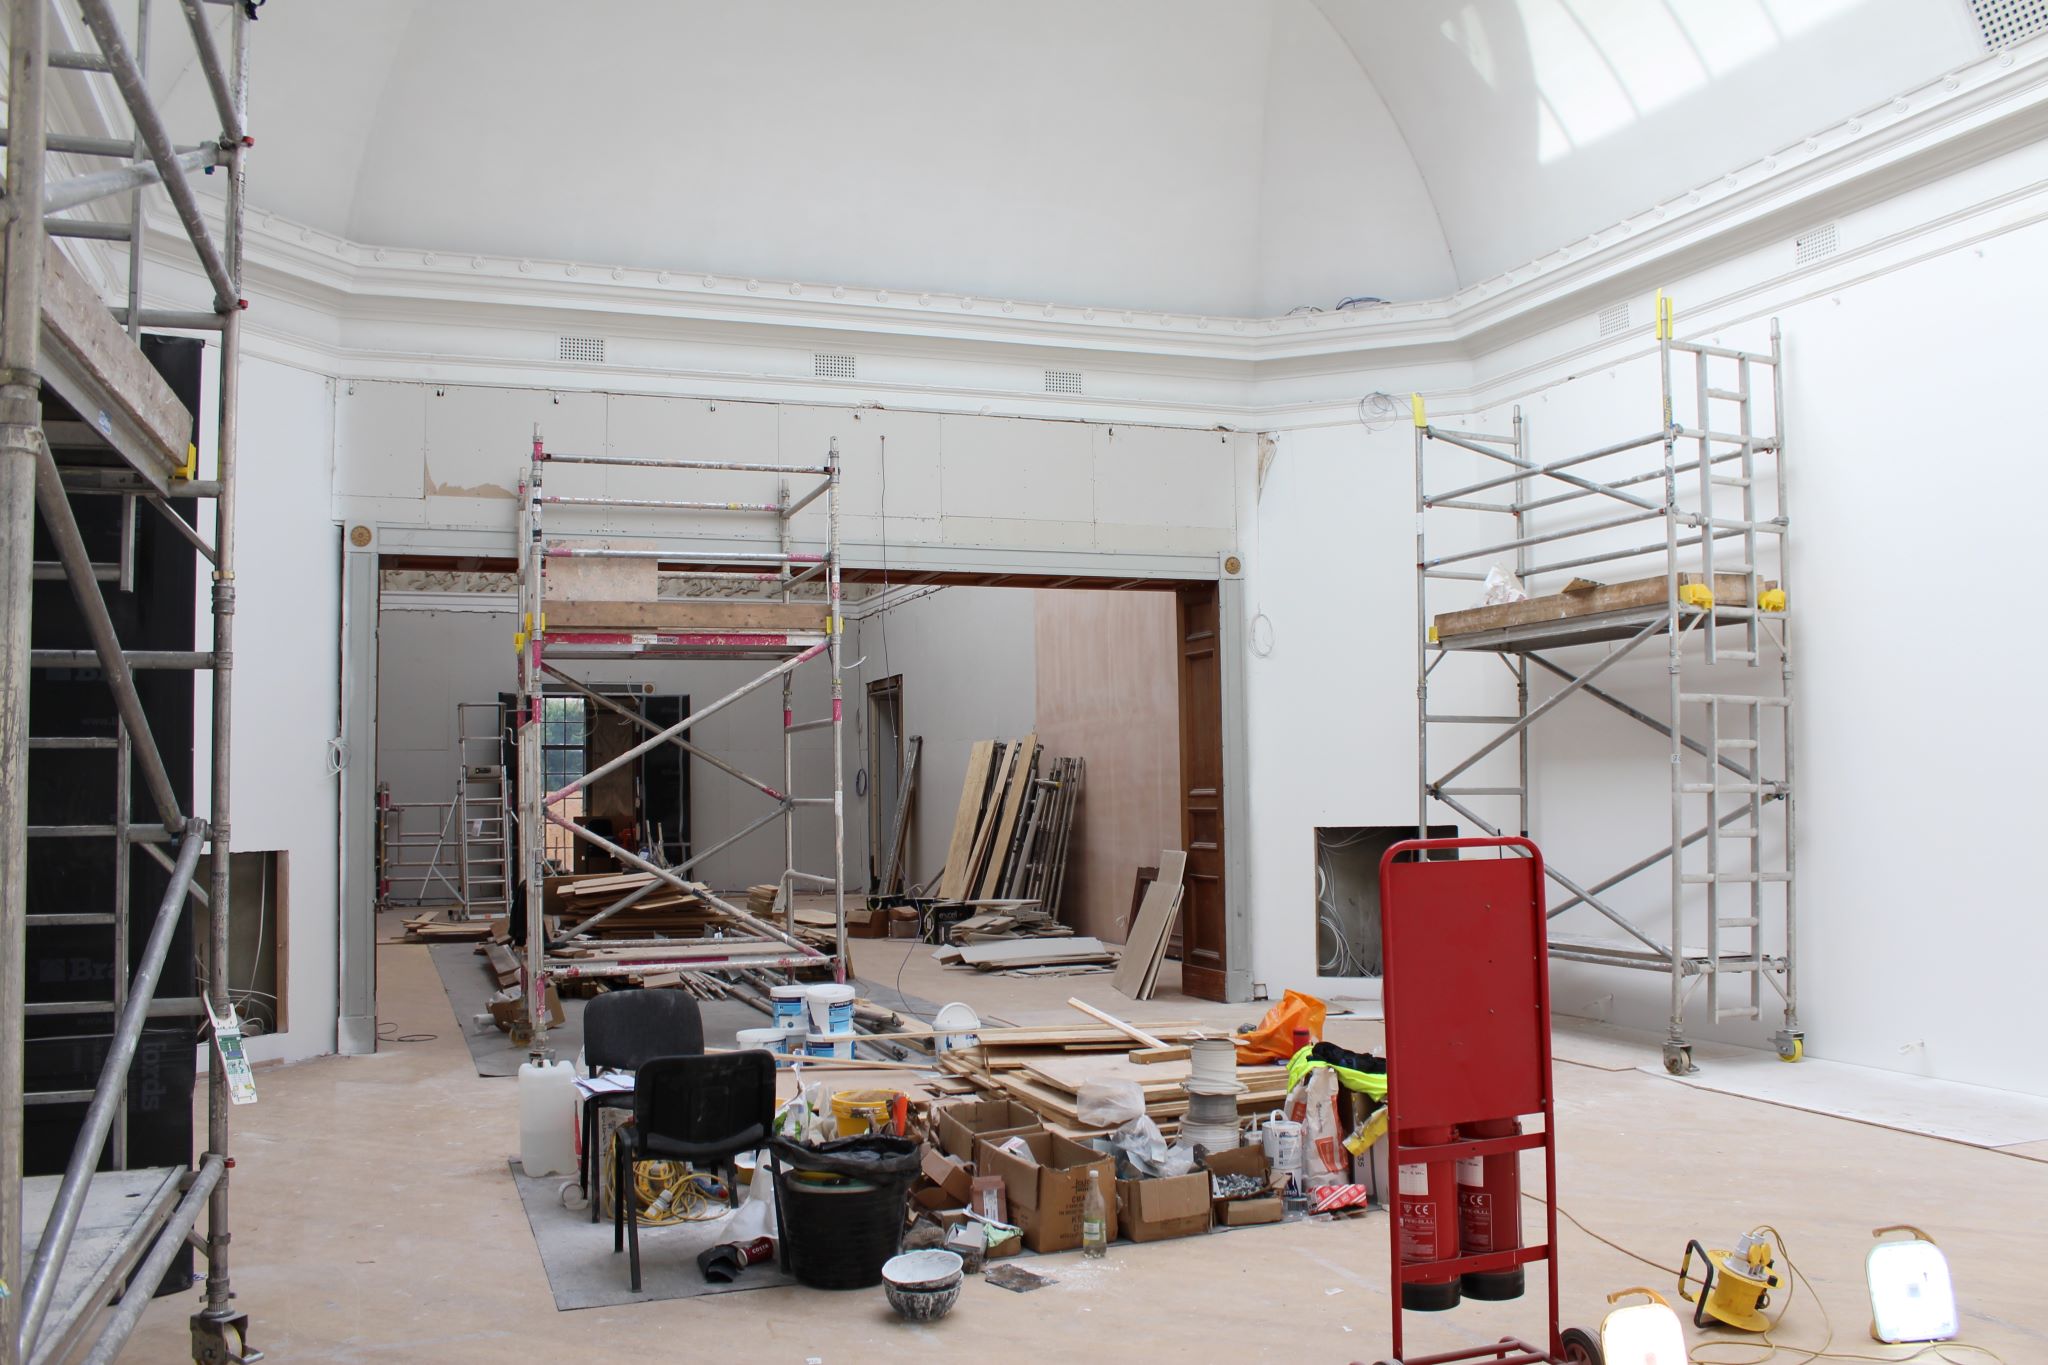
left=515, top=435, right=848, bottom=1057
left=1, top=1, right=255, bottom=1361
left=1415, top=305, right=1798, bottom=1077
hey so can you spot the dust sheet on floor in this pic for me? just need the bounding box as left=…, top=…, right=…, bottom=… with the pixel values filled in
left=508, top=1159, right=797, bottom=1309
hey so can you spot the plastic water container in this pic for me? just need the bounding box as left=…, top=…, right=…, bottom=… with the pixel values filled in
left=805, top=982, right=856, bottom=1036
left=736, top=1026, right=790, bottom=1061
left=770, top=984, right=808, bottom=1031
left=518, top=1059, right=578, bottom=1177
left=806, top=1033, right=854, bottom=1060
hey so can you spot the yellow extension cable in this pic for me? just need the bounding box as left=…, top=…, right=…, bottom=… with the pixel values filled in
left=1534, top=1199, right=2008, bottom=1365
left=608, top=1134, right=731, bottom=1226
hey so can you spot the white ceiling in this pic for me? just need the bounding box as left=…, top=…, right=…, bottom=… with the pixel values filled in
left=142, top=0, right=1983, bottom=316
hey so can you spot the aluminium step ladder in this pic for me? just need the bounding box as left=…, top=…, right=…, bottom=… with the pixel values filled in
left=456, top=701, right=511, bottom=920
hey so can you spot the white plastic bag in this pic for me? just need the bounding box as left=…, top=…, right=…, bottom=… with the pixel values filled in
left=1076, top=1080, right=1147, bottom=1128
left=1480, top=564, right=1528, bottom=606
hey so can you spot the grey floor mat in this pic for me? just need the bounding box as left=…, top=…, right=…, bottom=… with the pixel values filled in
left=507, top=1160, right=795, bottom=1309
left=428, top=943, right=782, bottom=1076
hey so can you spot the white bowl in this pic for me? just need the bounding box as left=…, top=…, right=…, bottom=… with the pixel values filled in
left=882, top=1249, right=964, bottom=1292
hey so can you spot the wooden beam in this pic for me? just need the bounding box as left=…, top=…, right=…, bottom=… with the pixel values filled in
left=25, top=243, right=190, bottom=482
left=542, top=598, right=830, bottom=632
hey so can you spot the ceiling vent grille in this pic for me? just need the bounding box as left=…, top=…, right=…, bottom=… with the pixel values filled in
left=1971, top=0, right=2048, bottom=48
left=1793, top=223, right=1839, bottom=265
left=1597, top=302, right=1631, bottom=338
left=558, top=336, right=606, bottom=363
left=1043, top=369, right=1084, bottom=395
left=813, top=353, right=857, bottom=379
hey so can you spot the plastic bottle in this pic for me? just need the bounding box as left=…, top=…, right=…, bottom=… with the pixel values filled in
left=518, top=1058, right=577, bottom=1177
left=1081, top=1169, right=1108, bottom=1259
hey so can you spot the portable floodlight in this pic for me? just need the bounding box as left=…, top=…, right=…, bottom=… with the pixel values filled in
left=1867, top=1226, right=1959, bottom=1344
left=1600, top=1287, right=1687, bottom=1365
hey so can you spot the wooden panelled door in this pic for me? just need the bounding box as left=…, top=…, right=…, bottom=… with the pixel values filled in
left=1176, top=583, right=1228, bottom=1000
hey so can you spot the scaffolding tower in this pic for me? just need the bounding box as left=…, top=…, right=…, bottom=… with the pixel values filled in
left=1, top=1, right=255, bottom=1362
left=515, top=434, right=849, bottom=1056
left=1415, top=309, right=1797, bottom=1076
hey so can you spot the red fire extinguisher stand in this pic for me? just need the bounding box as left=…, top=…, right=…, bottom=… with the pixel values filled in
left=1373, top=837, right=1600, bottom=1365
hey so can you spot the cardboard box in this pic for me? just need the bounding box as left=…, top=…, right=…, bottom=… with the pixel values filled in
left=978, top=1132, right=1118, bottom=1254
left=936, top=1208, right=1022, bottom=1259
left=919, top=1145, right=976, bottom=1206
left=936, top=1098, right=1043, bottom=1163
left=1205, top=1144, right=1283, bottom=1227
left=487, top=982, right=563, bottom=1032
left=1116, top=1170, right=1213, bottom=1242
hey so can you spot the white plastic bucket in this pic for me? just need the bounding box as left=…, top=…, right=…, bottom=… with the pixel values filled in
left=770, top=984, right=808, bottom=1030
left=736, top=1026, right=789, bottom=1059
left=1261, top=1113, right=1305, bottom=1173
left=805, top=982, right=856, bottom=1036
left=805, top=1033, right=854, bottom=1060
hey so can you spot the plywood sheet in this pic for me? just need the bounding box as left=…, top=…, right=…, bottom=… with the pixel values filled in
left=1032, top=590, right=1180, bottom=945
left=1112, top=850, right=1186, bottom=998
left=936, top=741, right=997, bottom=900
left=959, top=742, right=1016, bottom=897
left=976, top=733, right=1036, bottom=899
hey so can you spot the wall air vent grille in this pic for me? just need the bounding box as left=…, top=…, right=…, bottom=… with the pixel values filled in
left=813, top=353, right=857, bottom=379
left=1044, top=369, right=1084, bottom=395
left=1794, top=223, right=1839, bottom=265
left=558, top=336, right=606, bottom=363
left=1597, top=303, right=1630, bottom=338
left=1971, top=0, right=2048, bottom=48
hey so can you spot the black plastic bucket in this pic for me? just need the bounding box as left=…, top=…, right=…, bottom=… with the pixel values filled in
left=771, top=1135, right=918, bottom=1290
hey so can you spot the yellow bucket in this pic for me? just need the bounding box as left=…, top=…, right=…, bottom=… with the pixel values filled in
left=830, top=1088, right=901, bottom=1138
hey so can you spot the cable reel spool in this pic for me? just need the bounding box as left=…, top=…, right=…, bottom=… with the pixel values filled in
left=1678, top=1230, right=1782, bottom=1332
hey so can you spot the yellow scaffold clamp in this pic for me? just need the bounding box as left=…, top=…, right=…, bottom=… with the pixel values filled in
left=1678, top=582, right=1714, bottom=609
left=1656, top=292, right=1675, bottom=340
left=514, top=611, right=541, bottom=652
left=1758, top=588, right=1787, bottom=612
left=1426, top=624, right=1440, bottom=644
left=173, top=443, right=198, bottom=482
left=1411, top=393, right=1428, bottom=429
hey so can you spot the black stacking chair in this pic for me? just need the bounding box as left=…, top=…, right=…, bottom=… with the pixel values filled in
left=579, top=989, right=703, bottom=1222
left=613, top=1050, right=778, bottom=1292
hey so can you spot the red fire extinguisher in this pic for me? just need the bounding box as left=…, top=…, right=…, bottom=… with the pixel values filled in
left=1396, top=1124, right=1461, bottom=1311
left=1456, top=1118, right=1525, bottom=1300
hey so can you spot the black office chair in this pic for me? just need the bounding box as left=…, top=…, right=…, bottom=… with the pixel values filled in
left=578, top=989, right=704, bottom=1222
left=613, top=1050, right=778, bottom=1292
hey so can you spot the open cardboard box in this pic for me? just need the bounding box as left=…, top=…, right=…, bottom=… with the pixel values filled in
left=1205, top=1144, right=1283, bottom=1227
left=977, top=1131, right=1118, bottom=1254
left=1116, top=1169, right=1213, bottom=1242
left=936, top=1098, right=1043, bottom=1163
left=935, top=1207, right=1021, bottom=1259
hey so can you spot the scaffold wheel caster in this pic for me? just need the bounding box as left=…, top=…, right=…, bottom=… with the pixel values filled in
left=1662, top=1042, right=1694, bottom=1075
left=1560, top=1326, right=1604, bottom=1364
left=1776, top=1034, right=1805, bottom=1063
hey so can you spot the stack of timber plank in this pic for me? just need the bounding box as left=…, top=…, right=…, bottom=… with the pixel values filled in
left=935, top=936, right=1120, bottom=975
left=933, top=736, right=1081, bottom=918
left=397, top=908, right=498, bottom=943
left=1112, top=850, right=1187, bottom=1001
left=934, top=1022, right=1288, bottom=1138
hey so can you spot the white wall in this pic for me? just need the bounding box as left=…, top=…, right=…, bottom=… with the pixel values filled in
left=849, top=588, right=1039, bottom=893
left=1477, top=243, right=2048, bottom=1097
left=1236, top=421, right=1419, bottom=1001
left=204, top=355, right=342, bottom=1063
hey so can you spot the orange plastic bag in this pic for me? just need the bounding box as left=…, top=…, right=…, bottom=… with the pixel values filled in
left=1235, top=989, right=1327, bottom=1065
